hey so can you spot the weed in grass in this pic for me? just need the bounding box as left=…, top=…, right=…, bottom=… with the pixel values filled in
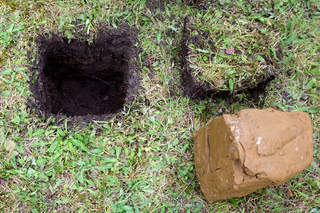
left=0, top=0, right=319, bottom=212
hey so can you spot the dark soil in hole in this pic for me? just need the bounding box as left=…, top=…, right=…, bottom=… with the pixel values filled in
left=29, top=24, right=139, bottom=122
left=181, top=16, right=277, bottom=103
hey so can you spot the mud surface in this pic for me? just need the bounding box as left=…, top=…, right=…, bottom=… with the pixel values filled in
left=194, top=109, right=313, bottom=201
left=181, top=17, right=276, bottom=101
left=29, top=24, right=138, bottom=122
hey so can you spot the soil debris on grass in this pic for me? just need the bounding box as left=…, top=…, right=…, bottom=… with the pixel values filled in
left=28, top=24, right=139, bottom=122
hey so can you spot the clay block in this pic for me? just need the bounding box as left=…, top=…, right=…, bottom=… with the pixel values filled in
left=194, top=108, right=313, bottom=202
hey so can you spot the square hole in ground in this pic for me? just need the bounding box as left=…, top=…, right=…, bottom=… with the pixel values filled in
left=30, top=26, right=138, bottom=118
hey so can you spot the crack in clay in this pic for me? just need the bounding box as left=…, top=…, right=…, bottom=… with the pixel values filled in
left=238, top=139, right=255, bottom=182
left=207, top=133, right=216, bottom=174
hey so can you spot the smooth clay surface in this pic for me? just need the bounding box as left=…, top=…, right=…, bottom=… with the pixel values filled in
left=194, top=108, right=313, bottom=202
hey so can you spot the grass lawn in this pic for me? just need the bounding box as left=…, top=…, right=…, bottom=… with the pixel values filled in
left=0, top=0, right=319, bottom=212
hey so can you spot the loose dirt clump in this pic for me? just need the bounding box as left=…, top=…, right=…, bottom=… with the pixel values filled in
left=181, top=10, right=280, bottom=100
left=29, top=24, right=138, bottom=123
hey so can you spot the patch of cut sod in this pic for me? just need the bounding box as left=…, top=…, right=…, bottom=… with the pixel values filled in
left=181, top=7, right=281, bottom=98
left=30, top=26, right=138, bottom=119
